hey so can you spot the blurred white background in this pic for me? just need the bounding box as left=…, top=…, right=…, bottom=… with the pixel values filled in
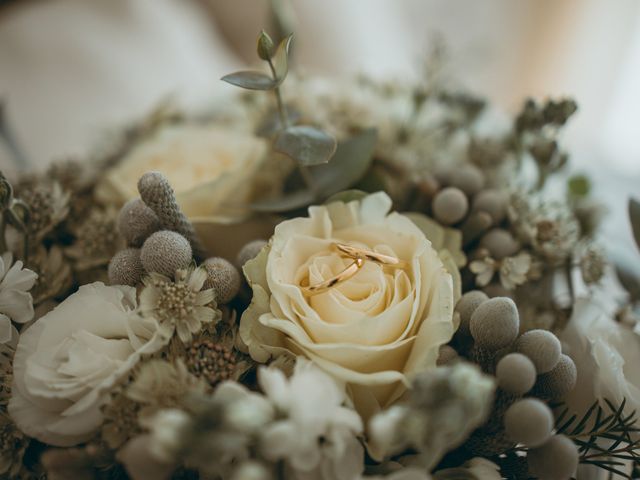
left=0, top=0, right=639, bottom=264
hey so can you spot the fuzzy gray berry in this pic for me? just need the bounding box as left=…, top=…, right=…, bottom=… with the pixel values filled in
left=432, top=187, right=469, bottom=225
left=137, top=171, right=204, bottom=259
left=450, top=164, right=485, bottom=196
left=472, top=189, right=507, bottom=224
left=141, top=230, right=192, bottom=277
left=203, top=257, right=241, bottom=304
left=496, top=353, right=536, bottom=395
left=533, top=354, right=577, bottom=400
left=455, top=290, right=489, bottom=337
left=117, top=198, right=161, bottom=247
left=461, top=211, right=493, bottom=245
left=504, top=398, right=553, bottom=447
left=480, top=228, right=520, bottom=260
left=470, top=297, right=520, bottom=350
left=236, top=240, right=268, bottom=269
left=108, top=248, right=144, bottom=286
left=527, top=434, right=579, bottom=480
left=515, top=329, right=562, bottom=374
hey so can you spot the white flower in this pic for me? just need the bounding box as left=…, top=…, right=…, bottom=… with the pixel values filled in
left=96, top=123, right=268, bottom=223
left=8, top=282, right=165, bottom=446
left=561, top=296, right=640, bottom=417
left=435, top=458, right=501, bottom=480
left=258, top=360, right=364, bottom=480
left=0, top=252, right=37, bottom=344
left=139, top=268, right=218, bottom=344
left=498, top=252, right=531, bottom=290
left=240, top=193, right=456, bottom=419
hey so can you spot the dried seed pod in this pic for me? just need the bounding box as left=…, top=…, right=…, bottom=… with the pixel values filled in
left=515, top=329, right=562, bottom=374
left=472, top=189, right=507, bottom=224
left=236, top=240, right=268, bottom=269
left=527, top=434, right=579, bottom=480
left=203, top=257, right=241, bottom=304
left=533, top=354, right=577, bottom=400
left=432, top=187, right=469, bottom=225
left=137, top=171, right=204, bottom=259
left=140, top=230, right=192, bottom=277
left=470, top=297, right=520, bottom=350
left=504, top=398, right=554, bottom=447
left=450, top=164, right=485, bottom=196
left=108, top=248, right=144, bottom=286
left=480, top=228, right=519, bottom=260
left=455, top=290, right=489, bottom=337
left=117, top=198, right=161, bottom=247
left=496, top=353, right=536, bottom=395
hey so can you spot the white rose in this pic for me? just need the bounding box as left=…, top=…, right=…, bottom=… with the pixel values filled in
left=96, top=122, right=269, bottom=222
left=561, top=297, right=640, bottom=416
left=9, top=282, right=165, bottom=446
left=240, top=192, right=456, bottom=419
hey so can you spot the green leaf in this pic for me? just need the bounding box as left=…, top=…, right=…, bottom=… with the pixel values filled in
left=252, top=128, right=377, bottom=212
left=274, top=126, right=337, bottom=166
left=568, top=174, right=591, bottom=197
left=324, top=190, right=368, bottom=204
left=629, top=198, right=640, bottom=251
left=221, top=71, right=278, bottom=91
left=272, top=34, right=293, bottom=81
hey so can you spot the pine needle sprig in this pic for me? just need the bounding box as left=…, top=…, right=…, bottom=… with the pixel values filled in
left=553, top=398, right=640, bottom=479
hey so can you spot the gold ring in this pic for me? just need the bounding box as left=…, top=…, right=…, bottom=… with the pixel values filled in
left=332, top=243, right=408, bottom=269
left=301, top=257, right=364, bottom=296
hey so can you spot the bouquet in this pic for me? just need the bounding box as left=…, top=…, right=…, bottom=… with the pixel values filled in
left=0, top=31, right=638, bottom=480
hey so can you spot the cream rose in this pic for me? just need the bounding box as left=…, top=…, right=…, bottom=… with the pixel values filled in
left=239, top=192, right=456, bottom=418
left=9, top=282, right=165, bottom=446
left=96, top=123, right=269, bottom=222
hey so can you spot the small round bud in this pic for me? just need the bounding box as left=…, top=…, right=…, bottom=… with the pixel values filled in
left=515, top=329, right=562, bottom=374
left=256, top=30, right=275, bottom=61
left=527, top=434, right=579, bottom=480
left=108, top=248, right=144, bottom=286
left=236, top=240, right=268, bottom=269
left=203, top=257, right=241, bottom=304
left=436, top=345, right=458, bottom=365
left=455, top=290, right=489, bottom=337
left=480, top=228, right=520, bottom=260
left=470, top=297, right=520, bottom=350
left=432, top=187, right=469, bottom=225
left=472, top=189, right=507, bottom=224
left=450, top=164, right=485, bottom=196
left=141, top=230, right=192, bottom=277
left=496, top=353, right=536, bottom=395
left=533, top=354, right=577, bottom=400
left=504, top=398, right=553, bottom=447
left=117, top=198, right=161, bottom=247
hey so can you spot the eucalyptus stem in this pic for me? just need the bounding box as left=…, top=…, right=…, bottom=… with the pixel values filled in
left=267, top=57, right=319, bottom=198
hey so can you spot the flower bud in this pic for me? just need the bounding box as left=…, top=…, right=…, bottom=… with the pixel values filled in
left=433, top=187, right=468, bottom=225
left=236, top=240, right=268, bottom=269
left=108, top=248, right=145, bottom=286
left=533, top=354, right=577, bottom=400
left=455, top=290, right=488, bottom=337
left=480, top=228, right=519, bottom=260
left=141, top=230, right=192, bottom=277
left=470, top=297, right=520, bottom=350
left=472, top=189, right=507, bottom=224
left=203, top=257, right=241, bottom=304
left=450, top=164, right=485, bottom=196
left=496, top=353, right=536, bottom=395
left=514, top=329, right=561, bottom=374
left=504, top=398, right=553, bottom=447
left=256, top=30, right=275, bottom=61
left=117, top=198, right=161, bottom=247
left=527, top=434, right=578, bottom=480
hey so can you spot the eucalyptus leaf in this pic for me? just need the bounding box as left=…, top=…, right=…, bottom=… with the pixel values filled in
left=274, top=126, right=337, bottom=166
left=252, top=128, right=377, bottom=212
left=272, top=34, right=293, bottom=81
left=324, top=190, right=368, bottom=204
left=221, top=71, right=278, bottom=91
left=629, top=198, right=640, bottom=251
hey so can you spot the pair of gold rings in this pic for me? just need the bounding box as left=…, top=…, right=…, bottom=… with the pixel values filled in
left=301, top=242, right=408, bottom=296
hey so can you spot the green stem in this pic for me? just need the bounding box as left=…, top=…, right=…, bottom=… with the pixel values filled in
left=267, top=57, right=319, bottom=198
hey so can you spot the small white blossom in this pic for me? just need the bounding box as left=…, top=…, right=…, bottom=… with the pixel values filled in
left=258, top=360, right=364, bottom=480
left=499, top=252, right=531, bottom=290
left=0, top=253, right=37, bottom=344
